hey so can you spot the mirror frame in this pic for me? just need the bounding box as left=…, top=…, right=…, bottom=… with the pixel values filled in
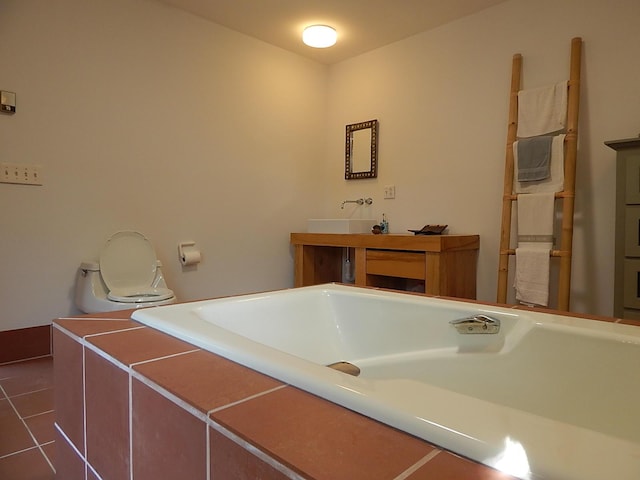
left=345, top=119, right=378, bottom=180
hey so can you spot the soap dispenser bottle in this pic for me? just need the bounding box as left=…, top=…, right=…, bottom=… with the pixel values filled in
left=380, top=214, right=389, bottom=234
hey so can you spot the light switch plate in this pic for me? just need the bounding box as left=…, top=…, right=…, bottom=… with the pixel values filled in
left=1, top=90, right=16, bottom=114
left=0, top=163, right=43, bottom=185
left=384, top=184, right=396, bottom=199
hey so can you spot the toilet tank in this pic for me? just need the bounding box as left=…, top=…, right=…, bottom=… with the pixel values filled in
left=75, top=262, right=109, bottom=313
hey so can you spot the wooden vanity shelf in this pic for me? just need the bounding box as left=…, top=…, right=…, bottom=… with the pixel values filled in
left=290, top=233, right=479, bottom=299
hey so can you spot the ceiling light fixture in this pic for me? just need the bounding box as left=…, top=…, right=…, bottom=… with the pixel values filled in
left=302, top=25, right=337, bottom=48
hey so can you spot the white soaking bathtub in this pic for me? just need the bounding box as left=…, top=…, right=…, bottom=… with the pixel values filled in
left=132, top=284, right=640, bottom=480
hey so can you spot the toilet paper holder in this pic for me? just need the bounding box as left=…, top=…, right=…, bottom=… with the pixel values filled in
left=178, top=241, right=201, bottom=266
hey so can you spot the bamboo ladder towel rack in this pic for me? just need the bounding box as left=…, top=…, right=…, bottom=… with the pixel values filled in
left=496, top=37, right=582, bottom=311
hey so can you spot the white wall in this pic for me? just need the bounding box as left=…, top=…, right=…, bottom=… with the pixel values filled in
left=0, top=0, right=328, bottom=330
left=2, top=0, right=639, bottom=331
left=325, top=0, right=640, bottom=315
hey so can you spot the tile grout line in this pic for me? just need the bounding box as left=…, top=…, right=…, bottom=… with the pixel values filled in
left=80, top=343, right=106, bottom=480
left=207, top=384, right=288, bottom=415
left=0, top=353, right=52, bottom=368
left=207, top=419, right=306, bottom=480
left=129, top=348, right=201, bottom=368
left=87, top=462, right=104, bottom=480
left=206, top=419, right=211, bottom=480
left=52, top=323, right=88, bottom=345
left=206, top=385, right=292, bottom=478
left=22, top=409, right=55, bottom=420
left=121, top=344, right=197, bottom=478
left=38, top=443, right=55, bottom=473
left=129, top=371, right=134, bottom=480
left=0, top=382, right=55, bottom=472
left=81, top=333, right=199, bottom=375
left=79, top=336, right=203, bottom=477
left=83, top=340, right=130, bottom=372
left=83, top=325, right=147, bottom=339
left=129, top=369, right=209, bottom=422
left=6, top=386, right=53, bottom=399
left=128, top=364, right=290, bottom=479
left=53, top=424, right=80, bottom=456
left=82, top=343, right=88, bottom=476
left=393, top=449, right=441, bottom=480
left=53, top=321, right=145, bottom=347
left=128, top=367, right=212, bottom=478
left=55, top=423, right=101, bottom=478
left=0, top=444, right=42, bottom=460
left=57, top=315, right=139, bottom=322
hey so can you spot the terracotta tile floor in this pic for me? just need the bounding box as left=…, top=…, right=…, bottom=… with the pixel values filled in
left=0, top=356, right=55, bottom=480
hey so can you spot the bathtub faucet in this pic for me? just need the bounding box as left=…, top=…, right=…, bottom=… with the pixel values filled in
left=340, top=197, right=373, bottom=209
left=449, top=314, right=500, bottom=334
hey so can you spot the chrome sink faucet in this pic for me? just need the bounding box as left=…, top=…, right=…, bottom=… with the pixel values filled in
left=340, top=197, right=373, bottom=209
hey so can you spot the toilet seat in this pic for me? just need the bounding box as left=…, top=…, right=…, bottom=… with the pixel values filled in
left=107, top=287, right=174, bottom=303
left=100, top=231, right=174, bottom=303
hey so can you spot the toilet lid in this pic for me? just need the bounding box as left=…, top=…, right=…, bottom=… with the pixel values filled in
left=100, top=231, right=159, bottom=295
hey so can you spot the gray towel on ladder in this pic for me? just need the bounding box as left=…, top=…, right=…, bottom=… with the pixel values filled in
left=517, top=136, right=553, bottom=182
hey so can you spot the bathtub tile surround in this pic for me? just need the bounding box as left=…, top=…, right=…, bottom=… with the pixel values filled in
left=210, top=386, right=435, bottom=479
left=132, top=379, right=207, bottom=479
left=53, top=313, right=517, bottom=480
left=85, top=348, right=130, bottom=479
left=53, top=327, right=85, bottom=452
left=407, top=452, right=516, bottom=479
left=55, top=428, right=85, bottom=479
left=131, top=284, right=640, bottom=479
left=54, top=317, right=140, bottom=338
left=86, top=325, right=196, bottom=366
left=132, top=349, right=283, bottom=412
left=209, top=428, right=292, bottom=480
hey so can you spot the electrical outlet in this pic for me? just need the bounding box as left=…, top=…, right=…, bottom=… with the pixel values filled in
left=384, top=184, right=396, bottom=199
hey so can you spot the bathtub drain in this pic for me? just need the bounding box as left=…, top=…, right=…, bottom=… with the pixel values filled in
left=326, top=361, right=361, bottom=377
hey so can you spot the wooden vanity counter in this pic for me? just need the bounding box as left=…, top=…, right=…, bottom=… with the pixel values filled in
left=290, top=233, right=479, bottom=299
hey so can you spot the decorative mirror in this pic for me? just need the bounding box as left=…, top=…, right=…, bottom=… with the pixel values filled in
left=345, top=119, right=378, bottom=179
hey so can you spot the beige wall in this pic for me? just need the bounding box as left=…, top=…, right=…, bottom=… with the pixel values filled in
left=1, top=0, right=639, bottom=331
left=0, top=0, right=328, bottom=330
left=324, top=0, right=640, bottom=315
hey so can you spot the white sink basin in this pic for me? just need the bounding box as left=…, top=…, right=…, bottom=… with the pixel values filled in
left=307, top=218, right=375, bottom=234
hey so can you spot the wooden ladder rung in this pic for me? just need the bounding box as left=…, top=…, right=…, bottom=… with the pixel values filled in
left=500, top=249, right=571, bottom=257
left=504, top=192, right=575, bottom=201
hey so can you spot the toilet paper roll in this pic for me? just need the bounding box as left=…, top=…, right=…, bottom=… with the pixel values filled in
left=180, top=249, right=201, bottom=266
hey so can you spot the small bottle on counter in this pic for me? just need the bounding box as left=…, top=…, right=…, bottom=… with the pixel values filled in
left=380, top=213, right=389, bottom=234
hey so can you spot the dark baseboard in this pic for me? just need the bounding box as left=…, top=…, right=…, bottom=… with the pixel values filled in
left=0, top=325, right=52, bottom=364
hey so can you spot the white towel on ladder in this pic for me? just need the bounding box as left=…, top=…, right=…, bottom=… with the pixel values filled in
left=514, top=193, right=555, bottom=306
left=517, top=81, right=567, bottom=138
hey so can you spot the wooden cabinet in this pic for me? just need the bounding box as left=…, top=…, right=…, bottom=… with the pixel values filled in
left=606, top=137, right=640, bottom=319
left=290, top=233, right=479, bottom=299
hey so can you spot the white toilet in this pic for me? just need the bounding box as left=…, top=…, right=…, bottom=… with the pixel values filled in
left=75, top=231, right=177, bottom=313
